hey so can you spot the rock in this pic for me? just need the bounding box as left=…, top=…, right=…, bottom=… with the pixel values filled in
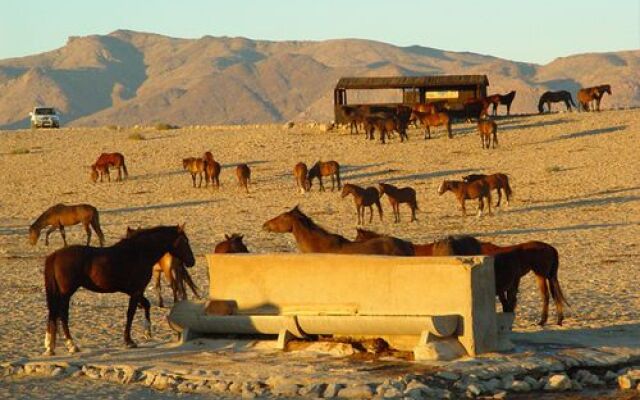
left=618, top=374, right=637, bottom=390
left=404, top=381, right=433, bottom=399
left=302, top=342, right=355, bottom=356
left=510, top=380, right=531, bottom=392
left=324, top=383, right=343, bottom=398
left=319, top=123, right=334, bottom=132
left=50, top=367, right=65, bottom=377
left=604, top=371, right=618, bottom=381
left=523, top=376, right=541, bottom=390
left=544, top=374, right=572, bottom=391
left=382, top=387, right=403, bottom=398
left=211, top=380, right=230, bottom=392
left=574, top=370, right=604, bottom=386
left=500, top=375, right=514, bottom=390
left=413, top=339, right=466, bottom=361
left=228, top=381, right=243, bottom=394
left=338, top=384, right=375, bottom=398
left=483, top=378, right=501, bottom=393
left=436, top=371, right=460, bottom=381
left=300, top=383, right=326, bottom=397
left=466, top=383, right=483, bottom=396
left=272, top=382, right=300, bottom=397
left=283, top=121, right=294, bottom=129
left=492, top=391, right=508, bottom=399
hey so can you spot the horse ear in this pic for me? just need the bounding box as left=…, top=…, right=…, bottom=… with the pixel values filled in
left=225, top=234, right=230, bottom=240
left=178, top=223, right=186, bottom=232
left=239, top=234, right=244, bottom=239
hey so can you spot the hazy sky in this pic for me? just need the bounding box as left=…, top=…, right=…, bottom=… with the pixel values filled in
left=1, top=0, right=638, bottom=64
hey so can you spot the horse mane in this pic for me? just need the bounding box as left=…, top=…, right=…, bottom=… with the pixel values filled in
left=291, top=208, right=350, bottom=242
left=31, top=204, right=65, bottom=231
left=116, top=225, right=178, bottom=247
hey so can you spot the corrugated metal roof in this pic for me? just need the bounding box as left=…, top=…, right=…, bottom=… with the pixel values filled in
left=335, top=75, right=489, bottom=89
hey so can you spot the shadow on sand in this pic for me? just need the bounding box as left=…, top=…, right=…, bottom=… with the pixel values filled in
left=102, top=200, right=215, bottom=215
left=469, top=221, right=637, bottom=238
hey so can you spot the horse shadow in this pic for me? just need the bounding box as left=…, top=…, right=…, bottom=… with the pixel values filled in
left=500, top=118, right=571, bottom=131
left=508, top=195, right=640, bottom=214
left=220, top=160, right=269, bottom=170
left=383, top=168, right=478, bottom=184
left=102, top=200, right=215, bottom=215
left=129, top=170, right=184, bottom=181
left=468, top=221, right=637, bottom=237
left=530, top=125, right=626, bottom=144
left=341, top=163, right=389, bottom=181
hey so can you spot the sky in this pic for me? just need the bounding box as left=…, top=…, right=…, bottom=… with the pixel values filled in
left=1, top=0, right=638, bottom=64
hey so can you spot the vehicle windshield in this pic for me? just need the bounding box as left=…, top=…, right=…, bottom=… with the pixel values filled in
left=34, top=108, right=56, bottom=115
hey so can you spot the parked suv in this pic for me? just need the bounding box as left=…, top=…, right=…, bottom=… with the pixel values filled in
left=29, top=107, right=60, bottom=129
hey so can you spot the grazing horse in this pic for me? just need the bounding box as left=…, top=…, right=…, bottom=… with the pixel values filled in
left=438, top=180, right=492, bottom=217
left=293, top=162, right=310, bottom=193
left=378, top=182, right=418, bottom=222
left=410, top=111, right=452, bottom=139
left=236, top=163, right=251, bottom=193
left=538, top=91, right=576, bottom=113
left=480, top=241, right=569, bottom=325
left=487, top=91, right=516, bottom=116
left=577, top=84, right=611, bottom=112
left=203, top=151, right=221, bottom=189
left=477, top=119, right=498, bottom=149
left=462, top=173, right=512, bottom=207
left=214, top=233, right=250, bottom=254
left=308, top=160, right=341, bottom=192
left=341, top=184, right=383, bottom=225
left=29, top=203, right=105, bottom=247
left=43, top=225, right=195, bottom=355
left=183, top=157, right=206, bottom=188
left=91, top=152, right=128, bottom=182
left=262, top=206, right=413, bottom=255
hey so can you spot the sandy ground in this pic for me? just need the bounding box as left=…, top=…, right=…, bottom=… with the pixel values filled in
left=0, top=109, right=639, bottom=397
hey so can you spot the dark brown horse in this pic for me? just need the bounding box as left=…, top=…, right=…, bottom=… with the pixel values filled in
left=293, top=162, right=310, bottom=193
left=462, top=173, right=512, bottom=207
left=577, top=84, right=611, bottom=112
left=363, top=115, right=408, bottom=144
left=538, top=91, right=576, bottom=113
left=438, top=180, right=492, bottom=217
left=214, top=233, right=250, bottom=253
left=29, top=203, right=105, bottom=247
left=341, top=105, right=368, bottom=134
left=91, top=152, right=128, bottom=182
left=183, top=157, right=206, bottom=188
left=378, top=182, right=418, bottom=223
left=262, top=206, right=412, bottom=255
left=43, top=225, right=195, bottom=355
left=341, top=183, right=383, bottom=225
left=203, top=151, right=221, bottom=189
left=486, top=91, right=516, bottom=116
left=354, top=228, right=435, bottom=256
left=463, top=98, right=491, bottom=121
left=477, top=119, right=498, bottom=149
left=308, top=160, right=341, bottom=192
left=410, top=111, right=452, bottom=139
left=236, top=163, right=251, bottom=193
left=431, top=235, right=482, bottom=256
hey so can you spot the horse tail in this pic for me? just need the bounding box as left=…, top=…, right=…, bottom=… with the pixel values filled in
left=181, top=266, right=200, bottom=299
left=548, top=248, right=570, bottom=308
left=503, top=176, right=513, bottom=201
left=91, top=209, right=105, bottom=246
left=568, top=94, right=576, bottom=108
left=121, top=160, right=129, bottom=179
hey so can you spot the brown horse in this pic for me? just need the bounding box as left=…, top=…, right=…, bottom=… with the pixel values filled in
left=486, top=91, right=516, bottom=116
left=308, top=160, right=341, bottom=192
left=341, top=105, right=368, bottom=134
left=410, top=111, right=452, bottom=139
left=341, top=183, right=383, bottom=225
left=431, top=235, right=482, bottom=256
left=363, top=115, right=408, bottom=144
left=214, top=233, right=250, bottom=254
left=203, top=151, right=221, bottom=189
left=438, top=180, right=492, bottom=217
left=236, top=163, right=251, bottom=193
left=43, top=225, right=195, bottom=355
left=481, top=241, right=569, bottom=325
left=293, top=162, right=310, bottom=193
left=354, top=228, right=436, bottom=256
left=577, top=84, right=611, bottom=112
left=462, top=173, right=512, bottom=207
left=463, top=98, right=491, bottom=120
left=477, top=119, right=498, bottom=149
left=262, top=206, right=413, bottom=255
left=538, top=90, right=576, bottom=113
left=91, top=152, right=128, bottom=182
left=29, top=203, right=105, bottom=247
left=183, top=157, right=206, bottom=188
left=378, top=182, right=418, bottom=222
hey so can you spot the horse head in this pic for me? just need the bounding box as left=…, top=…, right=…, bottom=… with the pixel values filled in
left=437, top=180, right=450, bottom=195
left=225, top=234, right=249, bottom=253
left=340, top=184, right=353, bottom=198
left=263, top=207, right=298, bottom=233
left=28, top=226, right=40, bottom=245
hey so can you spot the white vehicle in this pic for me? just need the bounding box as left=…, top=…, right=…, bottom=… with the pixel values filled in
left=29, top=107, right=60, bottom=129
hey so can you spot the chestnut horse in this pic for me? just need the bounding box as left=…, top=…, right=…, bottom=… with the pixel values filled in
left=91, top=152, right=128, bottom=182
left=378, top=183, right=418, bottom=222
left=577, top=84, right=611, bottom=112
left=410, top=111, right=452, bottom=139
left=462, top=173, right=512, bottom=207
left=236, top=163, right=251, bottom=193
left=183, top=157, right=206, bottom=188
left=43, top=225, right=195, bottom=355
left=438, top=180, right=492, bottom=217
left=341, top=183, right=383, bottom=225
left=29, top=203, right=105, bottom=247
left=538, top=90, right=576, bottom=113
left=486, top=91, right=516, bottom=116
left=203, top=151, right=221, bottom=189
left=262, top=206, right=413, bottom=255
left=477, top=119, right=498, bottom=149
left=308, top=160, right=341, bottom=192
left=214, top=233, right=250, bottom=254
left=293, top=162, right=310, bottom=193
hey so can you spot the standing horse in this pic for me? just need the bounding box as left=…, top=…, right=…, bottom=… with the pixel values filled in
left=378, top=182, right=418, bottom=222
left=438, top=180, right=492, bottom=217
left=183, top=157, right=206, bottom=188
left=236, top=163, right=251, bottom=193
left=363, top=115, right=408, bottom=144
left=577, top=84, right=611, bottom=112
left=29, top=203, right=105, bottom=247
left=341, top=183, right=383, bottom=225
left=462, top=173, right=512, bottom=207
left=293, top=162, right=310, bottom=193
left=487, top=91, right=516, bottom=116
left=410, top=111, right=452, bottom=139
left=91, top=152, right=128, bottom=182
left=341, top=105, right=367, bottom=134
left=203, top=151, right=221, bottom=189
left=262, top=206, right=412, bottom=255
left=477, top=119, right=498, bottom=149
left=538, top=91, right=576, bottom=113
left=43, top=225, right=195, bottom=355
left=308, top=161, right=342, bottom=192
left=214, top=233, right=250, bottom=253
left=354, top=228, right=436, bottom=256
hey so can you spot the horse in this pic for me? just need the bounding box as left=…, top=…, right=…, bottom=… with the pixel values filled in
left=477, top=119, right=498, bottom=149
left=236, top=163, right=251, bottom=193
left=486, top=91, right=516, bottom=116
left=341, top=183, right=383, bottom=225
left=293, top=162, right=310, bottom=193
left=262, top=206, right=413, bottom=256
left=463, top=98, right=491, bottom=121
left=91, top=152, right=128, bottom=182
left=410, top=111, right=452, bottom=139
left=354, top=228, right=436, bottom=256
left=90, top=163, right=110, bottom=183
left=538, top=91, right=576, bottom=113
left=431, top=235, right=482, bottom=256
left=214, top=233, right=250, bottom=254
left=29, top=203, right=105, bottom=247
left=480, top=240, right=569, bottom=325
left=438, top=180, right=492, bottom=217
left=203, top=151, right=221, bottom=189
left=182, top=157, right=206, bottom=188
left=378, top=182, right=418, bottom=223
left=363, top=115, right=408, bottom=144
left=577, top=84, right=611, bottom=112
left=341, top=105, right=367, bottom=134
left=462, top=173, right=512, bottom=207
left=43, top=225, right=195, bottom=355
left=308, top=160, right=341, bottom=192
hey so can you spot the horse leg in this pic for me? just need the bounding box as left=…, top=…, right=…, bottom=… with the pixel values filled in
left=191, top=173, right=196, bottom=188
left=461, top=199, right=467, bottom=217
left=59, top=225, right=67, bottom=247
left=330, top=175, right=335, bottom=192
left=153, top=269, right=164, bottom=308
left=493, top=130, right=498, bottom=148
left=535, top=275, right=550, bottom=326
left=376, top=200, right=383, bottom=222
left=83, top=222, right=92, bottom=246
left=319, top=177, right=325, bottom=192
left=44, top=226, right=57, bottom=246
left=139, top=296, right=152, bottom=339
left=496, top=188, right=502, bottom=207
left=124, top=295, right=140, bottom=348
left=59, top=296, right=80, bottom=353
left=90, top=216, right=105, bottom=247
left=477, top=197, right=484, bottom=218
left=198, top=172, right=203, bottom=188
left=487, top=192, right=493, bottom=216
left=368, top=205, right=374, bottom=224
left=44, top=302, right=59, bottom=356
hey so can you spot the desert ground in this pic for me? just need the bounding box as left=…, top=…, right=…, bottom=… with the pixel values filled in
left=0, top=108, right=639, bottom=397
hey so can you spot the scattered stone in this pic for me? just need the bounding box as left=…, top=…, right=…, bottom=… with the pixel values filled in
left=436, top=371, right=460, bottom=381
left=300, top=383, right=326, bottom=397
left=544, top=374, right=572, bottom=391
left=283, top=121, right=294, bottom=129
left=466, top=383, right=483, bottom=396
left=604, top=370, right=618, bottom=381
left=228, top=381, right=243, bottom=394
left=523, top=376, right=541, bottom=391
left=338, top=383, right=375, bottom=398
left=500, top=375, right=514, bottom=390
left=382, top=386, right=403, bottom=398
left=272, top=382, right=300, bottom=397
left=618, top=374, right=637, bottom=390
left=414, top=339, right=466, bottom=361
left=574, top=369, right=604, bottom=386
left=483, top=378, right=501, bottom=393
left=492, top=391, right=508, bottom=399
left=211, top=380, right=230, bottom=392
left=319, top=123, right=334, bottom=132
left=50, top=367, right=65, bottom=377
left=510, top=380, right=531, bottom=392
left=404, top=380, right=433, bottom=399
left=324, top=383, right=343, bottom=398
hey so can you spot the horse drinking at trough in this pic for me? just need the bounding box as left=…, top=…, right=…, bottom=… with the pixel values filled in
left=477, top=119, right=498, bottom=149
left=378, top=182, right=418, bottom=222
left=341, top=183, right=383, bottom=225
left=214, top=233, right=250, bottom=254
left=43, top=225, right=195, bottom=355
left=308, top=160, right=341, bottom=192
left=293, top=162, right=310, bottom=193
left=29, top=203, right=105, bottom=247
left=91, top=152, right=128, bottom=183
left=462, top=173, right=512, bottom=207
left=538, top=91, right=576, bottom=113
left=183, top=157, right=206, bottom=188
left=438, top=180, right=492, bottom=217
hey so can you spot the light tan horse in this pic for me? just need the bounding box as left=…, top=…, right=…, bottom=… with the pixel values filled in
left=477, top=119, right=498, bottom=149
left=438, top=180, right=492, bottom=217
left=29, top=203, right=105, bottom=247
left=236, top=163, right=251, bottom=193
left=183, top=157, right=206, bottom=188
left=293, top=162, right=310, bottom=193
left=341, top=183, right=383, bottom=225
left=378, top=182, right=418, bottom=223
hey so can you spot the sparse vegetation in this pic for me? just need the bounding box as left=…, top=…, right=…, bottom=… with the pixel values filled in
left=128, top=132, right=146, bottom=141
left=546, top=165, right=563, bottom=173
left=10, top=147, right=30, bottom=155
left=155, top=122, right=178, bottom=131
left=106, top=125, right=120, bottom=131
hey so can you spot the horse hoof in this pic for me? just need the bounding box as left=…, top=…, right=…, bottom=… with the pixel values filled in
left=43, top=349, right=55, bottom=356
left=68, top=345, right=80, bottom=354
left=125, top=341, right=138, bottom=349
